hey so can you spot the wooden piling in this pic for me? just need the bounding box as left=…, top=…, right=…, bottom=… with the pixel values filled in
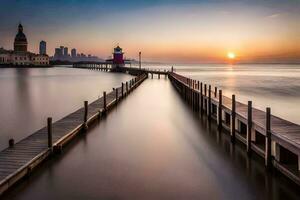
left=204, top=84, right=207, bottom=112
left=247, top=101, right=252, bottom=155
left=9, top=139, right=14, bottom=148
left=121, top=82, right=124, bottom=98
left=126, top=82, right=128, bottom=94
left=115, top=88, right=118, bottom=102
left=231, top=94, right=236, bottom=142
left=84, top=101, right=88, bottom=130
left=200, top=82, right=203, bottom=114
left=218, top=90, right=222, bottom=130
left=47, top=117, right=52, bottom=149
left=215, top=87, right=217, bottom=97
left=103, top=92, right=107, bottom=111
left=265, top=107, right=272, bottom=168
left=208, top=85, right=211, bottom=119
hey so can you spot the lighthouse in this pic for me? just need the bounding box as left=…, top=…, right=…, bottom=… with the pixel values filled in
left=112, top=46, right=125, bottom=68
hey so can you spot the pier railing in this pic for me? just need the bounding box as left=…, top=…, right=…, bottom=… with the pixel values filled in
left=0, top=73, right=148, bottom=195
left=168, top=72, right=300, bottom=186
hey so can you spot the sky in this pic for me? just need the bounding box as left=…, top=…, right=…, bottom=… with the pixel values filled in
left=0, top=0, right=300, bottom=63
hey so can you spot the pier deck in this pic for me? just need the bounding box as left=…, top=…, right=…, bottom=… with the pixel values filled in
left=0, top=74, right=147, bottom=195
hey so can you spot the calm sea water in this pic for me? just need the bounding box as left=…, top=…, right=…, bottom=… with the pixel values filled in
left=0, top=67, right=132, bottom=151
left=3, top=78, right=300, bottom=200
left=144, top=63, right=300, bottom=124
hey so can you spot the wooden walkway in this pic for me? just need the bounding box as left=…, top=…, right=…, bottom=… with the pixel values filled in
left=73, top=63, right=170, bottom=77
left=169, top=72, right=300, bottom=185
left=0, top=73, right=148, bottom=195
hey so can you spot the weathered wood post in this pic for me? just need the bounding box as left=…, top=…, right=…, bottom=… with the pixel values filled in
left=47, top=117, right=53, bottom=149
left=231, top=95, right=236, bottom=142
left=103, top=92, right=107, bottom=111
left=265, top=107, right=272, bottom=168
left=247, top=101, right=252, bottom=155
left=9, top=139, right=14, bottom=148
left=200, top=82, right=203, bottom=114
left=204, top=84, right=207, bottom=113
left=197, top=81, right=200, bottom=111
left=151, top=73, right=153, bottom=79
left=218, top=90, right=222, bottom=130
left=192, top=80, right=195, bottom=109
left=158, top=72, right=160, bottom=79
left=84, top=101, right=88, bottom=130
left=215, top=87, right=217, bottom=97
left=115, top=88, right=119, bottom=103
left=208, top=85, right=211, bottom=119
left=126, top=82, right=128, bottom=95
left=121, top=82, right=124, bottom=98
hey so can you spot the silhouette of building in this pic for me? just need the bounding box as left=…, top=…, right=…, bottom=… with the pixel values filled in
left=0, top=24, right=49, bottom=66
left=14, top=24, right=28, bottom=52
left=71, top=48, right=76, bottom=58
left=39, top=40, right=46, bottom=55
left=63, top=47, right=68, bottom=57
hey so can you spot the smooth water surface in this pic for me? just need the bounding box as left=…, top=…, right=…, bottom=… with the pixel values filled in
left=142, top=63, right=300, bottom=124
left=3, top=79, right=300, bottom=200
left=0, top=67, right=132, bottom=150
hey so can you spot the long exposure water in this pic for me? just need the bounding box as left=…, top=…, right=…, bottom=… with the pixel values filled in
left=2, top=78, right=300, bottom=200
left=0, top=67, right=132, bottom=151
left=147, top=63, right=300, bottom=124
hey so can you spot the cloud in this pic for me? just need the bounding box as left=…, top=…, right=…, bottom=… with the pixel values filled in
left=266, top=13, right=280, bottom=19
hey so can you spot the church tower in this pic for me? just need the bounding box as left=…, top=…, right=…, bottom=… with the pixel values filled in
left=14, top=24, right=28, bottom=52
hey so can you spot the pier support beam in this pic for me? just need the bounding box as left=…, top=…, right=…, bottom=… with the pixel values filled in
left=208, top=85, right=211, bottom=120
left=204, top=84, right=207, bottom=113
left=247, top=101, right=252, bottom=155
left=47, top=117, right=53, bottom=150
left=265, top=107, right=272, bottom=169
left=103, top=92, right=107, bottom=112
left=200, top=82, right=203, bottom=114
left=218, top=90, right=222, bottom=130
left=84, top=101, right=88, bottom=130
left=231, top=95, right=236, bottom=143
left=115, top=88, right=119, bottom=103
left=121, top=83, right=124, bottom=98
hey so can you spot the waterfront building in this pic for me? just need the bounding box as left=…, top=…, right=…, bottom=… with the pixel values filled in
left=39, top=41, right=46, bottom=55
left=71, top=48, right=76, bottom=58
left=14, top=24, right=27, bottom=52
left=105, top=46, right=125, bottom=69
left=63, top=47, right=68, bottom=57
left=0, top=24, right=49, bottom=66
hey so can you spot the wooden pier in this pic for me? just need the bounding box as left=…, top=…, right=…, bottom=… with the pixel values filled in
left=73, top=62, right=170, bottom=77
left=0, top=73, right=148, bottom=195
left=169, top=72, right=300, bottom=185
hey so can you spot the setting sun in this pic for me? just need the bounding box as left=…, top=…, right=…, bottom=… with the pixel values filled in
left=227, top=52, right=236, bottom=59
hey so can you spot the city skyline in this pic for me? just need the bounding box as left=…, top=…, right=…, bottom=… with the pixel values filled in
left=0, top=0, right=300, bottom=63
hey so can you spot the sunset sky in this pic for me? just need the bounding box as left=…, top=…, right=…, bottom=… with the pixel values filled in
left=0, top=0, right=300, bottom=63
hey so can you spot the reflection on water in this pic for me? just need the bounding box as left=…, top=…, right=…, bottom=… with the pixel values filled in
left=3, top=79, right=300, bottom=200
left=0, top=67, right=132, bottom=150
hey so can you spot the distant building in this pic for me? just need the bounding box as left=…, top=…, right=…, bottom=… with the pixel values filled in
left=54, top=48, right=63, bottom=59
left=71, top=48, right=76, bottom=58
left=110, top=46, right=125, bottom=68
left=0, top=24, right=49, bottom=66
left=39, top=40, right=46, bottom=55
left=63, top=47, right=68, bottom=57
left=14, top=24, right=28, bottom=52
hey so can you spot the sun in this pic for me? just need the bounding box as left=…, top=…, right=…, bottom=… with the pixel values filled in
left=227, top=52, right=236, bottom=59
